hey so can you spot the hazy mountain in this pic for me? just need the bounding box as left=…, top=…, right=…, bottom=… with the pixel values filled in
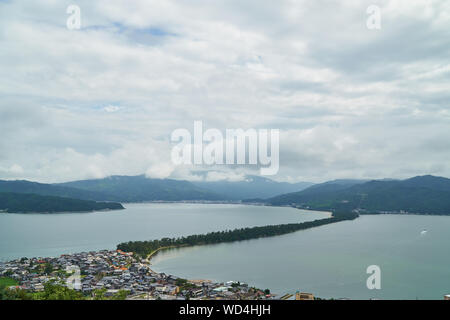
left=295, top=179, right=368, bottom=196
left=1, top=175, right=311, bottom=203
left=266, top=175, right=450, bottom=215
left=58, top=174, right=313, bottom=201
left=6, top=174, right=448, bottom=214
left=192, top=175, right=314, bottom=200
left=399, top=175, right=450, bottom=191
left=57, top=175, right=223, bottom=202
left=312, top=179, right=370, bottom=187
left=0, top=180, right=111, bottom=201
left=263, top=179, right=368, bottom=205
left=0, top=192, right=124, bottom=213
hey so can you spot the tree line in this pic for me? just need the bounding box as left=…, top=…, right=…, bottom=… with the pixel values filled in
left=117, top=211, right=359, bottom=256
left=0, top=280, right=128, bottom=300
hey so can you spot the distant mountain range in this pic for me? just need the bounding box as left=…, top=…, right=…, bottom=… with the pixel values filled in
left=0, top=174, right=311, bottom=213
left=191, top=175, right=313, bottom=200
left=52, top=174, right=311, bottom=202
left=264, top=175, right=450, bottom=215
left=1, top=174, right=450, bottom=215
left=0, top=174, right=310, bottom=205
left=57, top=175, right=223, bottom=202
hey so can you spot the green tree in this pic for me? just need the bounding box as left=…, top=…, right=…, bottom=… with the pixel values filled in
left=93, top=288, right=107, bottom=300
left=1, top=286, right=33, bottom=300
left=35, top=282, right=85, bottom=300
left=44, top=263, right=53, bottom=275
left=112, top=290, right=129, bottom=300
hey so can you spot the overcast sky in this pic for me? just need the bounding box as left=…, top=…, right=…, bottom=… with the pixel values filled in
left=0, top=0, right=449, bottom=183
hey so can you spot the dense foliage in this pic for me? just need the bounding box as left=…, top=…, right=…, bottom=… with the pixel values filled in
left=267, top=175, right=450, bottom=215
left=117, top=211, right=359, bottom=256
left=0, top=280, right=128, bottom=300
left=0, top=192, right=124, bottom=213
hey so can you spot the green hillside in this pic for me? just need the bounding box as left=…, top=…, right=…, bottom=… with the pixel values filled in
left=57, top=175, right=223, bottom=202
left=0, top=180, right=111, bottom=201
left=267, top=175, right=450, bottom=215
left=0, top=192, right=124, bottom=213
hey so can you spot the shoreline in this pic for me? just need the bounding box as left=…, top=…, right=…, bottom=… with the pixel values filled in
left=124, top=201, right=334, bottom=216
left=144, top=245, right=188, bottom=273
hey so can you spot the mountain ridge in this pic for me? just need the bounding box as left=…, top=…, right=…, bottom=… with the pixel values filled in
left=56, top=175, right=223, bottom=202
left=191, top=175, right=313, bottom=200
left=265, top=175, right=450, bottom=215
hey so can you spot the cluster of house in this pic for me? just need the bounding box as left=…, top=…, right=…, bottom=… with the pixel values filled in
left=0, top=250, right=272, bottom=300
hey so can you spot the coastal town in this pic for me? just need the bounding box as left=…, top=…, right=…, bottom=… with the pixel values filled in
left=0, top=250, right=275, bottom=300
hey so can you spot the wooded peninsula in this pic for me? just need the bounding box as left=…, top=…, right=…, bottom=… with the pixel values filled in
left=117, top=211, right=359, bottom=256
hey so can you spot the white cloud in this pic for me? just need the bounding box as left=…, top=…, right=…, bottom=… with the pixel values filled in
left=146, top=163, right=175, bottom=179
left=103, top=105, right=122, bottom=113
left=0, top=0, right=449, bottom=183
left=205, top=171, right=246, bottom=182
left=9, top=164, right=24, bottom=175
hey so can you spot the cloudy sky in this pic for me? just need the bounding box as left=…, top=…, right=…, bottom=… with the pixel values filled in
left=0, top=0, right=449, bottom=183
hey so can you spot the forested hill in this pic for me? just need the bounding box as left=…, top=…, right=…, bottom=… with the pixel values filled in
left=58, top=174, right=314, bottom=201
left=56, top=175, right=223, bottom=202
left=0, top=180, right=111, bottom=201
left=0, top=192, right=124, bottom=213
left=265, top=175, right=450, bottom=215
left=1, top=175, right=313, bottom=202
left=0, top=176, right=223, bottom=202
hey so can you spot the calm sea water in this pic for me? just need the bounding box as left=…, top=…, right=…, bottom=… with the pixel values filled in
left=0, top=203, right=327, bottom=261
left=151, top=214, right=450, bottom=300
left=1, top=203, right=449, bottom=299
